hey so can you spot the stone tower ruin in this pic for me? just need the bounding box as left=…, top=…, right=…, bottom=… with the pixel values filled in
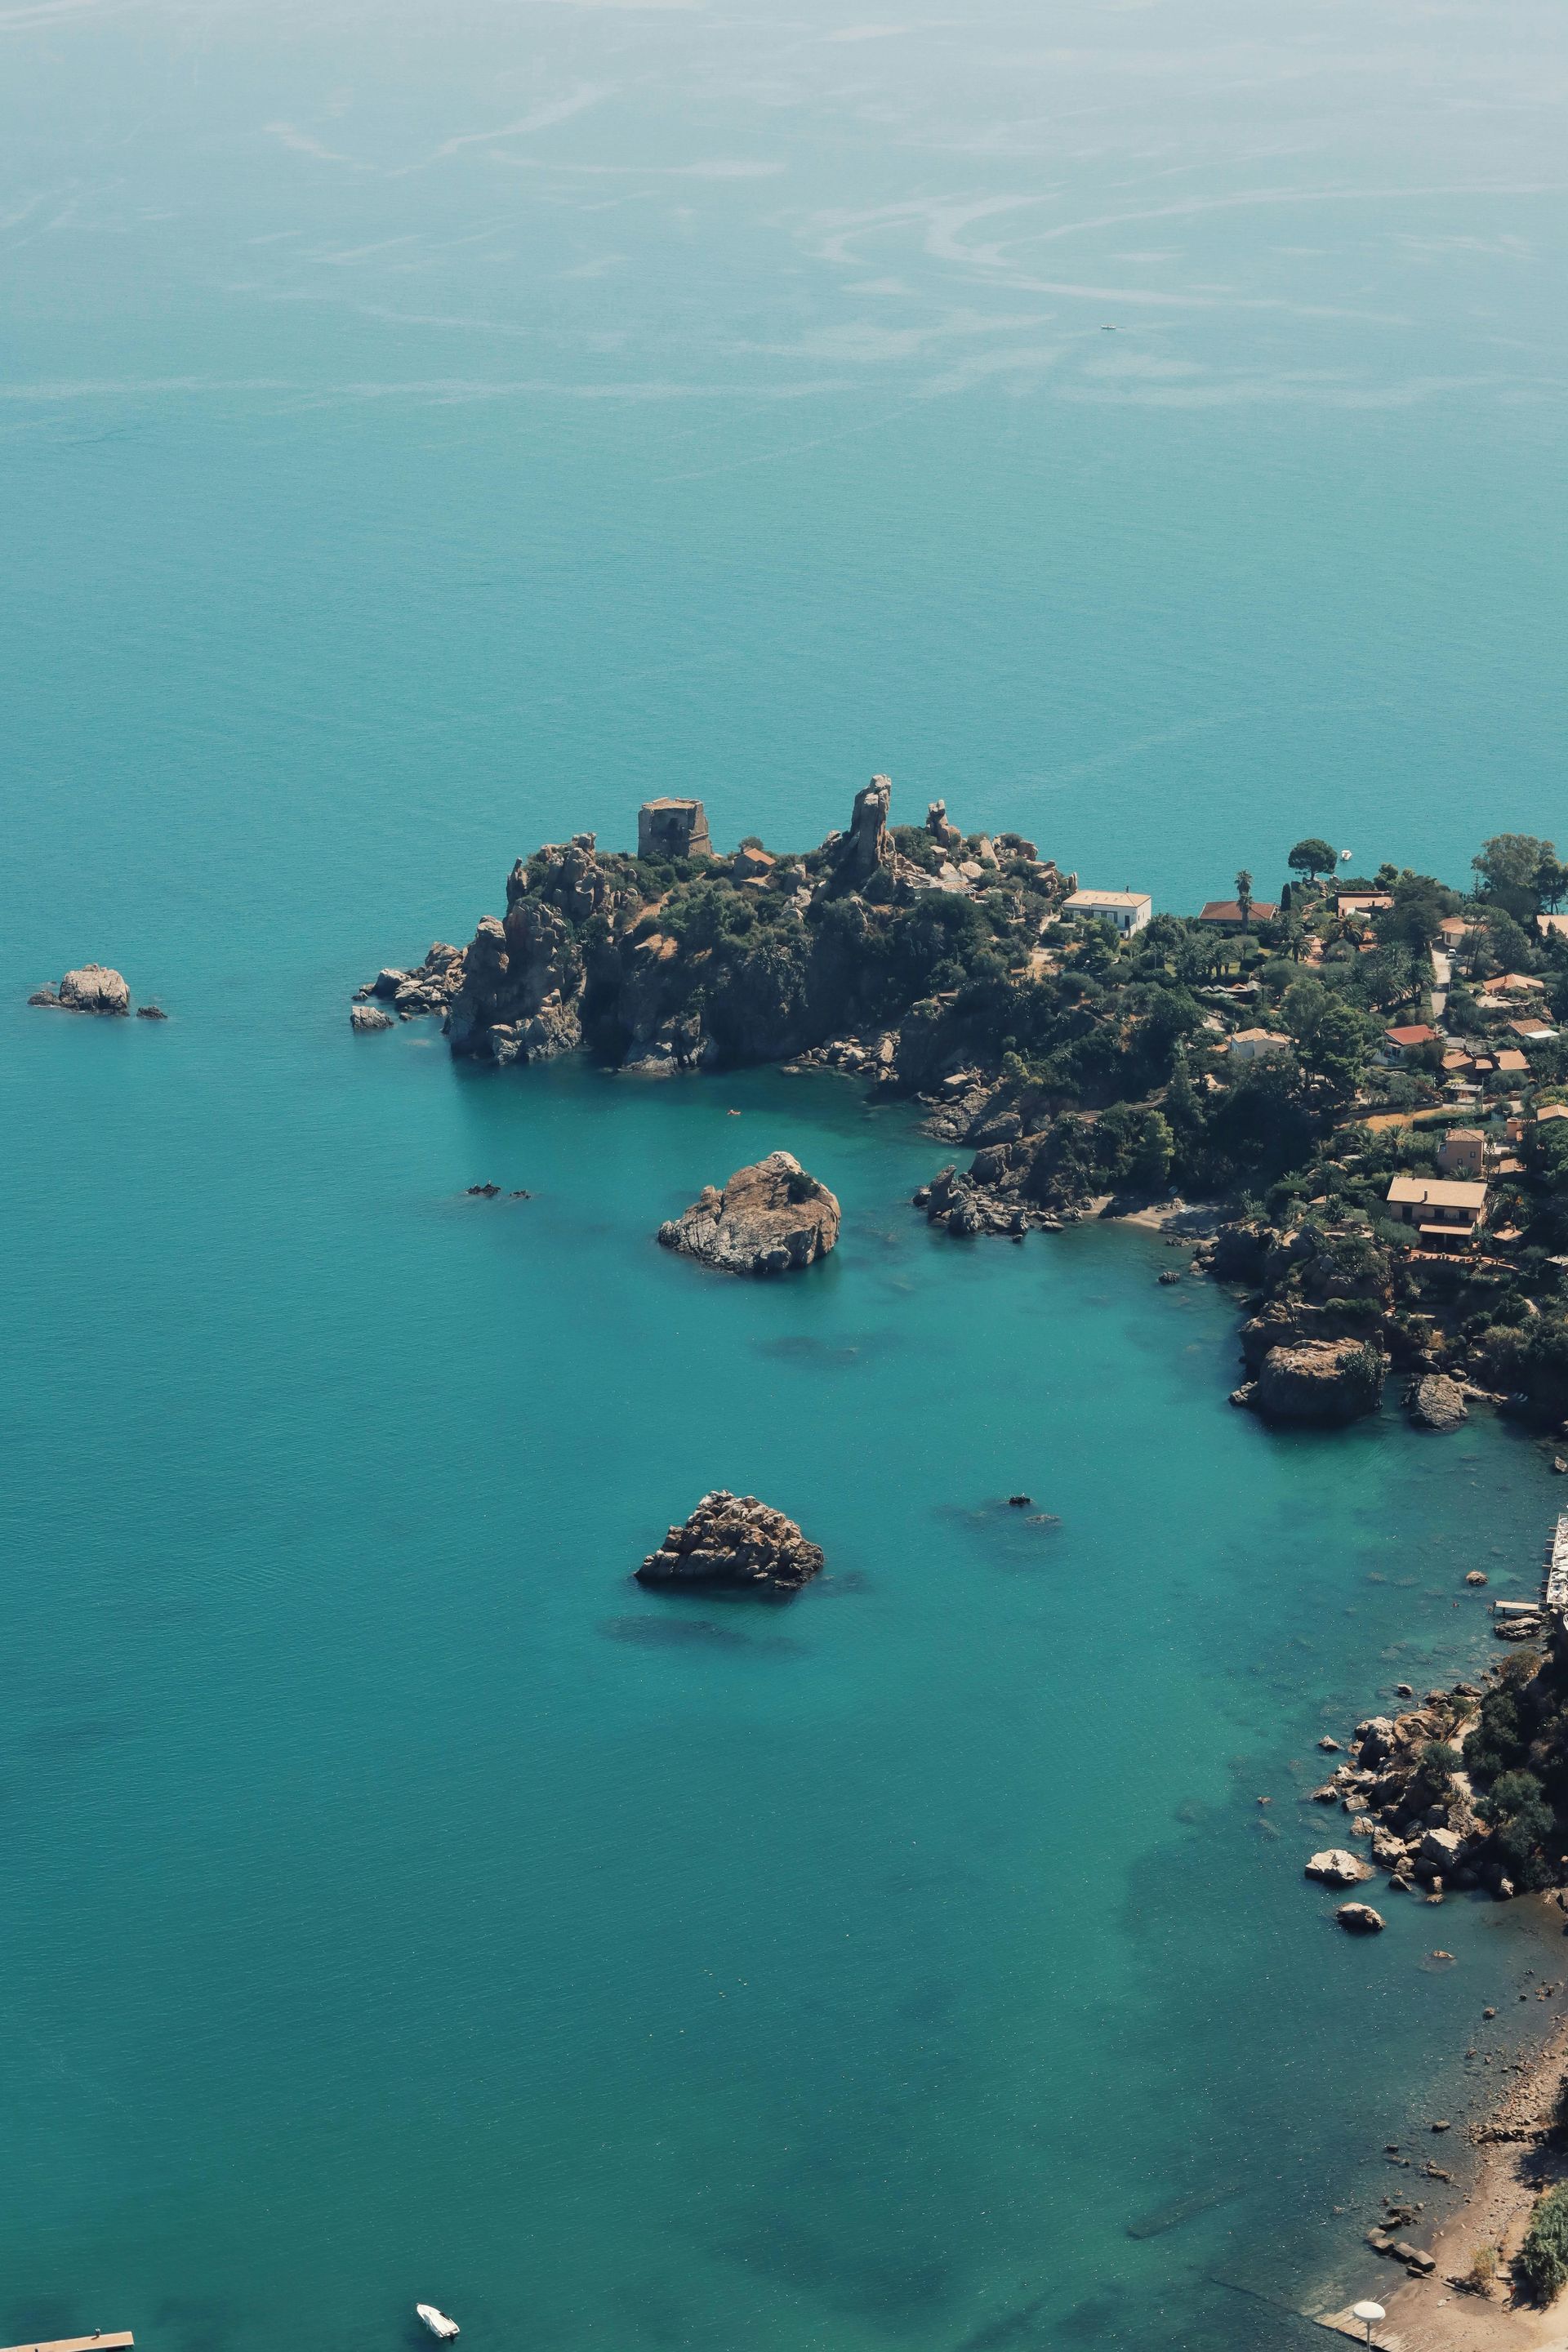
left=637, top=798, right=714, bottom=861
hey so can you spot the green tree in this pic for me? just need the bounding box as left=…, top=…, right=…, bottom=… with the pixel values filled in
left=1540, top=858, right=1568, bottom=914
left=1288, top=837, right=1337, bottom=884
left=1377, top=869, right=1459, bottom=951
left=1305, top=998, right=1373, bottom=1102
left=1129, top=1109, right=1175, bottom=1192
left=1474, top=834, right=1557, bottom=922
left=1165, top=1046, right=1201, bottom=1132
left=1517, top=2183, right=1568, bottom=2302
left=1281, top=975, right=1330, bottom=1046
left=1235, top=869, right=1254, bottom=935
left=1076, top=916, right=1119, bottom=977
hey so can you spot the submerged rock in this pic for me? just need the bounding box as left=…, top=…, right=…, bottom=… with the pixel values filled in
left=658, top=1151, right=840, bottom=1275
left=29, top=964, right=131, bottom=1015
left=636, top=1490, right=824, bottom=1593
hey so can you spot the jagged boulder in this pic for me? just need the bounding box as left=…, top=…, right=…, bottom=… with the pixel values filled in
left=1336, top=1902, right=1386, bottom=1933
left=446, top=900, right=585, bottom=1066
left=659, top=1151, right=840, bottom=1274
left=29, top=964, right=131, bottom=1015
left=350, top=1003, right=394, bottom=1032
left=1406, top=1373, right=1468, bottom=1432
left=358, top=942, right=465, bottom=1020
left=1250, top=1339, right=1386, bottom=1426
left=1306, top=1850, right=1372, bottom=1886
left=636, top=1490, right=824, bottom=1592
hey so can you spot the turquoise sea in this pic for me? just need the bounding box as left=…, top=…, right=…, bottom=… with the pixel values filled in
left=3, top=1, right=1568, bottom=2346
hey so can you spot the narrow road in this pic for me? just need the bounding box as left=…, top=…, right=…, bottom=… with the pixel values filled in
left=1430, top=943, right=1451, bottom=1021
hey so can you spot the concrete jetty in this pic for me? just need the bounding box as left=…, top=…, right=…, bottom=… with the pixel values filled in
left=1, top=2336, right=134, bottom=2352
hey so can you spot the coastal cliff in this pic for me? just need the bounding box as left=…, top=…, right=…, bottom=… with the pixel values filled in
left=359, top=781, right=1065, bottom=1076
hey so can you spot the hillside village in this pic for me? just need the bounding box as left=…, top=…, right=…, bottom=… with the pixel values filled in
left=359, top=786, right=1568, bottom=1430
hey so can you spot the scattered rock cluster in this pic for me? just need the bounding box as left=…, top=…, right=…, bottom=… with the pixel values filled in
left=353, top=942, right=465, bottom=1027
left=636, top=1491, right=824, bottom=1593
left=658, top=1152, right=840, bottom=1276
left=1305, top=1682, right=1517, bottom=1899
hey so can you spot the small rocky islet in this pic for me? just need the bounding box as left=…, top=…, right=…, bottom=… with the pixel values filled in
left=658, top=1150, right=840, bottom=1276
left=635, top=1490, right=824, bottom=1594
left=30, top=964, right=167, bottom=1018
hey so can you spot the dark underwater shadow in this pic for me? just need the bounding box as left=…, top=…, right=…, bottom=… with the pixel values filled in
left=933, top=1499, right=1064, bottom=1567
left=752, top=1331, right=904, bottom=1371
left=599, top=1615, right=804, bottom=1655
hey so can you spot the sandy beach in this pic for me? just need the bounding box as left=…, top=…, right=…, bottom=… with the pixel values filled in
left=1317, top=1994, right=1568, bottom=2350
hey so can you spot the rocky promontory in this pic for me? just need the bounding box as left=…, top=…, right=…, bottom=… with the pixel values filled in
left=658, top=1152, right=840, bottom=1275
left=29, top=964, right=131, bottom=1015
left=636, top=1490, right=825, bottom=1592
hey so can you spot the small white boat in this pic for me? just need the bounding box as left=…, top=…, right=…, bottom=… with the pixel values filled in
left=416, top=2308, right=460, bottom=2341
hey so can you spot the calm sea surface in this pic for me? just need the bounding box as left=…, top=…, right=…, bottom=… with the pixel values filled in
left=3, top=2, right=1567, bottom=2346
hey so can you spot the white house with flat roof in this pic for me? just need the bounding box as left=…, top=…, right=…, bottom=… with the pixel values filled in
left=1228, top=1027, right=1292, bottom=1063
left=1062, top=889, right=1152, bottom=937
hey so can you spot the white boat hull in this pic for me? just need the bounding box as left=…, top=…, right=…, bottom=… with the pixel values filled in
left=416, top=2308, right=459, bottom=2341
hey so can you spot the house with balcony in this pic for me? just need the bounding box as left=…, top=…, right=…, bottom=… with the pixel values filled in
left=1385, top=1173, right=1489, bottom=1250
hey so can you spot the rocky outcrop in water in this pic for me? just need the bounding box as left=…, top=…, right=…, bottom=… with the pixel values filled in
left=1244, top=1337, right=1388, bottom=1426
left=351, top=1003, right=394, bottom=1032
left=29, top=964, right=131, bottom=1015
left=636, top=1490, right=824, bottom=1592
left=1305, top=1849, right=1372, bottom=1886
left=1406, top=1372, right=1468, bottom=1431
left=658, top=1151, right=840, bottom=1274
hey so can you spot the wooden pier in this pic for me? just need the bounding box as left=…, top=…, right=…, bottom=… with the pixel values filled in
left=1, top=2334, right=134, bottom=2352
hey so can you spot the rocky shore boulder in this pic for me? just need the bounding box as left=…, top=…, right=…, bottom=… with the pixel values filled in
left=1306, top=1849, right=1373, bottom=1886
left=1251, top=1338, right=1387, bottom=1426
left=659, top=1152, right=840, bottom=1275
left=29, top=964, right=131, bottom=1015
left=636, top=1490, right=824, bottom=1592
left=1406, top=1373, right=1468, bottom=1432
left=1336, top=1902, right=1386, bottom=1933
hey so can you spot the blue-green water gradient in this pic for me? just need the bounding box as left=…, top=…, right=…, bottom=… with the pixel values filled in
left=3, top=0, right=1568, bottom=2345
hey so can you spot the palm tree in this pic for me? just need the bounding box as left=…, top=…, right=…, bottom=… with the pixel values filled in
left=1236, top=869, right=1254, bottom=937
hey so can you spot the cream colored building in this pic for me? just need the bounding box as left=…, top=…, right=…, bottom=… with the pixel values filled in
left=1228, top=1027, right=1292, bottom=1063
left=1386, top=1173, right=1488, bottom=1248
left=1062, top=889, right=1152, bottom=937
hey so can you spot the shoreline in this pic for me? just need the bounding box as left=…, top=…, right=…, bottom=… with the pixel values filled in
left=1315, top=1956, right=1568, bottom=2350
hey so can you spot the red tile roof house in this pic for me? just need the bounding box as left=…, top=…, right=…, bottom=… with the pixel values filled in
left=1198, top=899, right=1281, bottom=932
left=1382, top=1022, right=1441, bottom=1063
